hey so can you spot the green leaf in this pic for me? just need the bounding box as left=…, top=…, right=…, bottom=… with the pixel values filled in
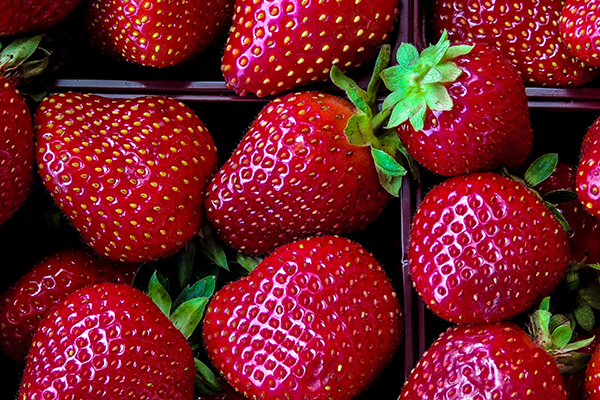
left=194, top=358, right=224, bottom=394
left=380, top=65, right=413, bottom=93
left=197, top=222, right=229, bottom=271
left=408, top=102, right=427, bottom=132
left=148, top=271, right=172, bottom=317
left=523, top=153, right=558, bottom=187
left=372, top=147, right=406, bottom=196
left=543, top=189, right=578, bottom=204
left=580, top=279, right=600, bottom=309
left=397, top=138, right=421, bottom=183
left=0, top=34, right=43, bottom=70
left=554, top=352, right=592, bottom=374
left=551, top=325, right=573, bottom=349
left=423, top=84, right=453, bottom=111
left=172, top=275, right=216, bottom=311
left=546, top=202, right=573, bottom=235
left=396, top=42, right=419, bottom=69
left=344, top=114, right=377, bottom=146
left=177, top=241, right=197, bottom=289
left=366, top=44, right=391, bottom=103
left=386, top=95, right=427, bottom=130
left=435, top=62, right=463, bottom=83
left=420, top=32, right=451, bottom=69
left=539, top=296, right=551, bottom=312
left=330, top=65, right=370, bottom=115
left=171, top=297, right=210, bottom=339
left=236, top=252, right=262, bottom=273
left=564, top=269, right=581, bottom=292
left=564, top=336, right=596, bottom=352
left=443, top=44, right=474, bottom=61
left=574, top=296, right=595, bottom=331
left=422, top=68, right=443, bottom=85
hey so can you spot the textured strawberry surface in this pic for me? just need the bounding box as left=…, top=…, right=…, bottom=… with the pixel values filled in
left=0, top=0, right=83, bottom=36
left=396, top=43, right=532, bottom=177
left=18, top=283, right=195, bottom=400
left=34, top=93, right=218, bottom=262
left=560, top=0, right=600, bottom=67
left=204, top=92, right=391, bottom=255
left=399, top=323, right=567, bottom=400
left=221, top=0, right=399, bottom=96
left=84, top=0, right=235, bottom=67
left=0, top=249, right=138, bottom=365
left=430, top=0, right=600, bottom=87
left=0, top=76, right=35, bottom=226
left=409, top=172, right=570, bottom=324
left=577, top=146, right=600, bottom=219
left=203, top=236, right=403, bottom=400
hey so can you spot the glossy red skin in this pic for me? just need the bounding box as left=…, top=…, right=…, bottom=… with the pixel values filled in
left=0, top=248, right=138, bottom=365
left=400, top=323, right=567, bottom=400
left=18, top=283, right=195, bottom=400
left=577, top=146, right=600, bottom=220
left=409, top=172, right=570, bottom=324
left=430, top=0, right=600, bottom=87
left=535, top=162, right=600, bottom=264
left=560, top=0, right=600, bottom=67
left=202, top=236, right=403, bottom=400
left=0, top=76, right=35, bottom=226
left=585, top=339, right=600, bottom=400
left=85, top=0, right=234, bottom=67
left=204, top=92, right=391, bottom=255
left=396, top=43, right=533, bottom=177
left=582, top=117, right=600, bottom=159
left=34, top=93, right=218, bottom=262
left=0, top=0, right=82, bottom=36
left=221, top=0, right=399, bottom=97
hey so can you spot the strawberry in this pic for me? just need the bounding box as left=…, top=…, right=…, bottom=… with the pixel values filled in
left=585, top=340, right=600, bottom=399
left=534, top=161, right=600, bottom=264
left=559, top=0, right=600, bottom=67
left=34, top=93, right=219, bottom=262
left=399, top=322, right=567, bottom=400
left=84, top=0, right=235, bottom=68
left=409, top=164, right=570, bottom=324
left=577, top=147, right=600, bottom=220
left=378, top=32, right=533, bottom=177
left=18, top=282, right=198, bottom=400
left=202, top=235, right=403, bottom=400
left=582, top=115, right=600, bottom=159
left=0, top=248, right=138, bottom=365
left=0, top=0, right=82, bottom=36
left=204, top=91, right=391, bottom=255
left=220, top=0, right=399, bottom=97
left=429, top=0, right=600, bottom=87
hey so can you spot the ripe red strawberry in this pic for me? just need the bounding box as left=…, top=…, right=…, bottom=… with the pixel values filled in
left=18, top=282, right=196, bottom=400
left=535, top=162, right=600, bottom=264
left=399, top=322, right=567, bottom=399
left=380, top=33, right=533, bottom=177
left=202, top=235, right=403, bottom=400
left=34, top=93, right=219, bottom=262
left=409, top=171, right=570, bottom=324
left=204, top=91, right=391, bottom=255
left=221, top=0, right=399, bottom=97
left=584, top=340, right=600, bottom=399
left=429, top=0, right=600, bottom=86
left=582, top=116, right=600, bottom=159
left=0, top=248, right=138, bottom=365
left=0, top=73, right=35, bottom=226
left=577, top=147, right=600, bottom=220
left=560, top=0, right=600, bottom=67
left=84, top=0, right=234, bottom=68
left=0, top=0, right=82, bottom=36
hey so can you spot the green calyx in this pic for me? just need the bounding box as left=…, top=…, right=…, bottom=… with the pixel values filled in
left=380, top=30, right=473, bottom=132
left=0, top=34, right=50, bottom=87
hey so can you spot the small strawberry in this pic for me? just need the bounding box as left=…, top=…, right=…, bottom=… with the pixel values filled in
left=204, top=91, right=391, bottom=255
left=378, top=32, right=533, bottom=177
left=34, top=93, right=219, bottom=262
left=429, top=0, right=600, bottom=87
left=0, top=248, right=138, bottom=365
left=399, top=322, right=567, bottom=399
left=84, top=0, right=235, bottom=68
left=534, top=161, right=600, bottom=264
left=0, top=0, right=82, bottom=36
left=409, top=158, right=570, bottom=324
left=560, top=0, right=600, bottom=67
left=18, top=281, right=203, bottom=400
left=221, top=0, right=399, bottom=97
left=202, top=235, right=403, bottom=400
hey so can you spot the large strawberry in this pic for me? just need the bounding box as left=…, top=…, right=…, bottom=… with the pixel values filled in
left=409, top=164, right=570, bottom=324
left=84, top=0, right=235, bottom=68
left=0, top=248, right=138, bottom=365
left=576, top=122, right=600, bottom=219
left=18, top=282, right=202, bottom=400
left=399, top=322, right=567, bottom=399
left=429, top=0, right=600, bottom=86
left=0, top=0, right=82, bottom=36
left=559, top=0, right=600, bottom=67
left=221, top=0, right=399, bottom=97
left=204, top=91, right=391, bottom=255
left=34, top=93, right=219, bottom=262
left=379, top=32, right=533, bottom=177
left=202, top=235, right=403, bottom=400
